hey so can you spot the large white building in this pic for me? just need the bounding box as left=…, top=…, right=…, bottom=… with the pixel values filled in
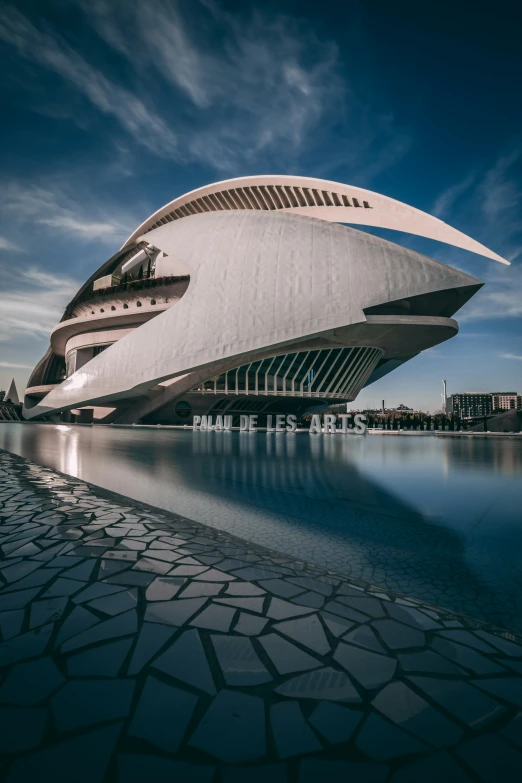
left=23, top=176, right=508, bottom=425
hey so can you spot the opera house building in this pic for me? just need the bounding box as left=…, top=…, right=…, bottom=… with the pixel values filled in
left=23, top=176, right=507, bottom=426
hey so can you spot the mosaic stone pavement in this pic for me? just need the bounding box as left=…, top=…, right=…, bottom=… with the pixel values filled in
left=1, top=450, right=522, bottom=782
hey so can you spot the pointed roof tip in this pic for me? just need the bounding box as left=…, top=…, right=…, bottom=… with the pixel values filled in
left=5, top=378, right=20, bottom=405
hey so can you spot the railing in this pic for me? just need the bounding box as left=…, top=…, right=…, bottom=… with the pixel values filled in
left=63, top=276, right=189, bottom=319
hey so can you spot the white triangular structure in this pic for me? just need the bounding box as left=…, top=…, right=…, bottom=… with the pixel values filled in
left=5, top=378, right=19, bottom=405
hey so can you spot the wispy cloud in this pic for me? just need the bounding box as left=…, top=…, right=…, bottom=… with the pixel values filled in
left=0, top=6, right=178, bottom=158
left=0, top=1, right=407, bottom=178
left=431, top=145, right=522, bottom=322
left=501, top=353, right=522, bottom=361
left=83, top=0, right=347, bottom=170
left=1, top=181, right=135, bottom=244
left=0, top=236, right=23, bottom=252
left=432, top=173, right=476, bottom=218
left=0, top=361, right=35, bottom=369
left=0, top=266, right=80, bottom=343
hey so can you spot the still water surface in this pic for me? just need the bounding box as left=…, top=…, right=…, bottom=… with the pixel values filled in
left=1, top=424, right=521, bottom=629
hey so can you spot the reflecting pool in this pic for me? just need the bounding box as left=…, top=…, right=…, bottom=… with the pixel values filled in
left=0, top=423, right=521, bottom=630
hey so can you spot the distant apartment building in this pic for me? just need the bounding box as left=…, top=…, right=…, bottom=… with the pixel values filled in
left=448, top=393, right=493, bottom=418
left=491, top=392, right=518, bottom=411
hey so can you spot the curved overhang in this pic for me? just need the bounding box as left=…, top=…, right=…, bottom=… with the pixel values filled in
left=50, top=305, right=170, bottom=357
left=123, top=174, right=509, bottom=265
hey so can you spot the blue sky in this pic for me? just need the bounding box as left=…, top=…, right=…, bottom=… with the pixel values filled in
left=0, top=0, right=521, bottom=411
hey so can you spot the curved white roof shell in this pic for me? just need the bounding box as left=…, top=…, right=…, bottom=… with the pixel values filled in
left=25, top=210, right=482, bottom=419
left=124, top=175, right=508, bottom=265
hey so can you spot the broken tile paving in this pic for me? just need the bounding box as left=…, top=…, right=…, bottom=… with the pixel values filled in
left=1, top=449, right=522, bottom=782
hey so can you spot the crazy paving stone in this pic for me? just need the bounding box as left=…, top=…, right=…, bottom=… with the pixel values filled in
left=153, top=628, right=216, bottom=695
left=72, top=582, right=126, bottom=604
left=456, top=735, right=522, bottom=782
left=99, top=559, right=131, bottom=577
left=145, top=597, right=207, bottom=627
left=212, top=635, right=272, bottom=685
left=0, top=706, right=48, bottom=754
left=234, top=612, right=269, bottom=636
left=431, top=637, right=505, bottom=675
left=127, top=622, right=177, bottom=675
left=258, top=579, right=304, bottom=598
left=0, top=587, right=41, bottom=611
left=398, top=649, right=465, bottom=675
left=372, top=619, right=425, bottom=650
left=41, top=577, right=86, bottom=598
left=258, top=633, right=322, bottom=675
left=193, top=568, right=237, bottom=582
left=55, top=605, right=99, bottom=646
left=0, top=560, right=42, bottom=583
left=168, top=564, right=209, bottom=576
left=51, top=679, right=135, bottom=731
left=435, top=630, right=496, bottom=653
left=0, top=657, right=65, bottom=705
left=128, top=675, right=198, bottom=753
left=293, top=591, right=325, bottom=609
left=0, top=609, right=24, bottom=640
left=0, top=623, right=53, bottom=666
left=408, top=677, right=505, bottom=729
left=6, top=721, right=123, bottom=783
left=105, top=571, right=155, bottom=587
left=2, top=567, right=62, bottom=593
left=286, top=577, right=333, bottom=597
left=267, top=597, right=315, bottom=621
left=298, top=759, right=388, bottom=783
left=215, top=596, right=265, bottom=613
left=472, top=677, right=522, bottom=708
left=88, top=588, right=138, bottom=616
left=309, top=701, right=363, bottom=743
left=385, top=603, right=441, bottom=631
left=273, top=614, right=330, bottom=656
left=320, top=611, right=354, bottom=638
left=145, top=576, right=186, bottom=601
left=67, top=638, right=133, bottom=677
left=190, top=603, right=236, bottom=632
left=225, top=581, right=265, bottom=596
left=117, top=754, right=215, bottom=783
left=132, top=557, right=173, bottom=575
left=61, top=608, right=138, bottom=653
left=275, top=666, right=361, bottom=703
left=389, top=750, right=474, bottom=783
left=179, top=581, right=224, bottom=598
left=475, top=630, right=522, bottom=657
left=270, top=701, right=322, bottom=758
left=29, top=596, right=69, bottom=628
left=357, top=713, right=427, bottom=760
left=337, top=596, right=385, bottom=618
left=65, top=559, right=97, bottom=581
left=342, top=625, right=385, bottom=654
left=334, top=643, right=396, bottom=689
left=189, top=689, right=266, bottom=763
left=501, top=712, right=522, bottom=749
left=222, top=764, right=288, bottom=783
left=372, top=682, right=462, bottom=747
left=6, top=541, right=41, bottom=557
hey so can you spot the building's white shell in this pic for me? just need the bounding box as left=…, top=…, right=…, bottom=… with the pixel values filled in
left=24, top=175, right=505, bottom=422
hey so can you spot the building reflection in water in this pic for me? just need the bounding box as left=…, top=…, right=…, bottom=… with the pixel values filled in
left=0, top=423, right=521, bottom=630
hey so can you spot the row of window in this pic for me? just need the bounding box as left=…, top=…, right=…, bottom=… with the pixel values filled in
left=89, top=299, right=159, bottom=315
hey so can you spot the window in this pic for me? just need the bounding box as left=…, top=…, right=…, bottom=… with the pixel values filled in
left=123, top=303, right=128, bottom=309
left=136, top=301, right=142, bottom=307
left=150, top=299, right=156, bottom=305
